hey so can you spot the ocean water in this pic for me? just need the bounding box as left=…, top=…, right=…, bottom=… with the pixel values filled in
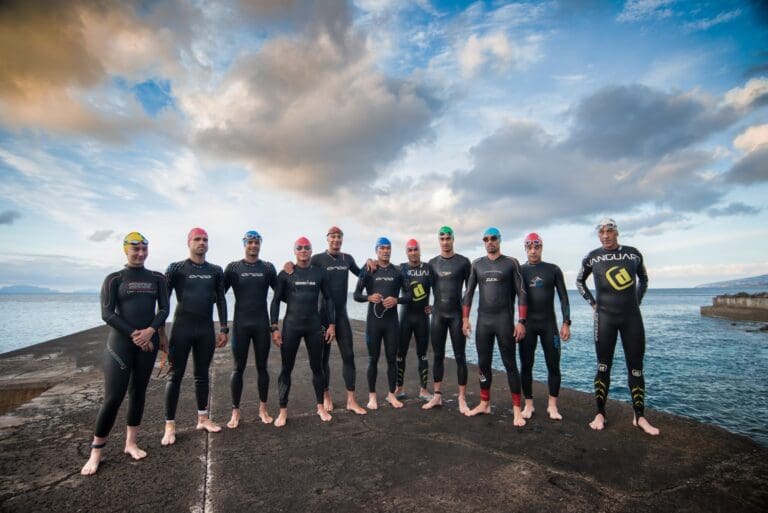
left=1, top=288, right=766, bottom=446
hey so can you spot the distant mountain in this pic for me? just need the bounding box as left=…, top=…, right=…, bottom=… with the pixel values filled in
left=695, top=274, right=768, bottom=289
left=0, top=285, right=61, bottom=294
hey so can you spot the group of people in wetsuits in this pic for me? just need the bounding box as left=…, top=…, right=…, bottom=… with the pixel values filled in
left=81, top=218, right=659, bottom=476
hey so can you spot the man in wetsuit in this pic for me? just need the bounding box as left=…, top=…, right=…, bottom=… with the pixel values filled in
left=223, top=230, right=277, bottom=428
left=461, top=227, right=528, bottom=426
left=395, top=239, right=432, bottom=401
left=576, top=218, right=659, bottom=436
left=354, top=237, right=411, bottom=409
left=270, top=237, right=336, bottom=427
left=423, top=226, right=471, bottom=413
left=519, top=232, right=571, bottom=421
left=162, top=228, right=228, bottom=445
left=82, top=232, right=169, bottom=475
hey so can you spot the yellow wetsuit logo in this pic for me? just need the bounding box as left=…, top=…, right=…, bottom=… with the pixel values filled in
left=606, top=266, right=633, bottom=291
left=411, top=282, right=427, bottom=301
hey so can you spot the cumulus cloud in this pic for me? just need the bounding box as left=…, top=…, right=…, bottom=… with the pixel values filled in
left=722, top=77, right=768, bottom=111
left=458, top=33, right=541, bottom=77
left=88, top=230, right=115, bottom=242
left=734, top=124, right=768, bottom=152
left=725, top=146, right=768, bottom=184
left=0, top=210, right=21, bottom=225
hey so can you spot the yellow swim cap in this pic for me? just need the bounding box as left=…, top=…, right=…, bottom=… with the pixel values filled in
left=123, top=231, right=148, bottom=252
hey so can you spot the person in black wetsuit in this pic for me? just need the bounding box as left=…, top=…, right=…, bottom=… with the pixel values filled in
left=81, top=232, right=169, bottom=476
left=354, top=237, right=411, bottom=409
left=576, top=218, right=659, bottom=436
left=422, top=226, right=471, bottom=413
left=270, top=237, right=336, bottom=427
left=395, top=238, right=432, bottom=401
left=518, top=232, right=571, bottom=421
left=161, top=227, right=228, bottom=446
left=223, top=230, right=277, bottom=429
left=461, top=227, right=528, bottom=426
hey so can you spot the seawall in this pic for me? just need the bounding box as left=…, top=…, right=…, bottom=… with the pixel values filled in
left=701, top=292, right=768, bottom=322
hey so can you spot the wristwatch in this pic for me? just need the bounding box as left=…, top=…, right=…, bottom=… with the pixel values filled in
left=564, top=319, right=572, bottom=326
left=270, top=324, right=279, bottom=333
left=518, top=319, right=527, bottom=326
left=219, top=327, right=229, bottom=334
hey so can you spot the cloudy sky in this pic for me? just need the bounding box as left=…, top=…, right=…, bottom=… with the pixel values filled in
left=1, top=0, right=766, bottom=290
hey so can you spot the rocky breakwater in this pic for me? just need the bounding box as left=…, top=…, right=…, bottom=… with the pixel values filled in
left=701, top=292, right=768, bottom=323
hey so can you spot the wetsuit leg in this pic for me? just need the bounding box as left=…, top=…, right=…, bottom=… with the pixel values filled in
left=474, top=317, right=494, bottom=401
left=448, top=315, right=468, bottom=386
left=191, top=321, right=216, bottom=412
left=414, top=314, right=430, bottom=390
left=278, top=323, right=302, bottom=408
left=594, top=311, right=619, bottom=416
left=430, top=314, right=448, bottom=383
left=496, top=318, right=522, bottom=407
left=397, top=313, right=414, bottom=388
left=518, top=324, right=540, bottom=399
left=253, top=321, right=271, bottom=403
left=383, top=317, right=400, bottom=394
left=335, top=312, right=356, bottom=392
left=366, top=316, right=383, bottom=393
left=126, top=337, right=159, bottom=427
left=321, top=326, right=332, bottom=391
left=619, top=313, right=646, bottom=418
left=305, top=324, right=326, bottom=404
left=94, top=335, right=134, bottom=437
left=230, top=324, right=251, bottom=409
left=165, top=322, right=194, bottom=421
left=540, top=321, right=562, bottom=397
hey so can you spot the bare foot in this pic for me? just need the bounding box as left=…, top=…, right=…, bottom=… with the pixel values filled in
left=317, top=405, right=332, bottom=422
left=80, top=448, right=102, bottom=476
left=589, top=413, right=606, bottom=431
left=124, top=443, right=147, bottom=460
left=323, top=391, right=334, bottom=412
left=386, top=393, right=404, bottom=408
left=466, top=401, right=491, bottom=417
left=422, top=392, right=442, bottom=410
left=634, top=416, right=660, bottom=436
left=346, top=399, right=367, bottom=415
left=547, top=406, right=563, bottom=420
left=259, top=405, right=274, bottom=424
left=196, top=417, right=222, bottom=433
left=512, top=406, right=527, bottom=427
left=367, top=393, right=379, bottom=410
left=274, top=409, right=287, bottom=428
left=161, top=423, right=176, bottom=446
left=522, top=401, right=535, bottom=419
left=227, top=409, right=241, bottom=429
left=458, top=395, right=470, bottom=415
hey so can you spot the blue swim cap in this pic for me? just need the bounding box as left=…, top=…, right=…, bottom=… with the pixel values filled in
left=243, top=230, right=262, bottom=246
left=483, top=227, right=501, bottom=240
left=375, top=237, right=391, bottom=250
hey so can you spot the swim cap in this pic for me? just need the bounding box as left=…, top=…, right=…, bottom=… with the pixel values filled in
left=406, top=238, right=419, bottom=250
left=438, top=226, right=454, bottom=237
left=327, top=226, right=344, bottom=236
left=595, top=218, right=618, bottom=232
left=188, top=227, right=208, bottom=243
left=524, top=233, right=542, bottom=247
left=294, top=236, right=312, bottom=249
left=483, top=227, right=501, bottom=240
left=242, top=230, right=262, bottom=246
left=123, top=231, right=148, bottom=251
left=375, top=237, right=392, bottom=250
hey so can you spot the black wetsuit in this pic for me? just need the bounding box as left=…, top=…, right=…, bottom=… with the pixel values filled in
left=428, top=254, right=471, bottom=387
left=397, top=262, right=432, bottom=390
left=519, top=261, right=570, bottom=399
left=576, top=245, right=649, bottom=418
left=94, top=266, right=169, bottom=438
left=310, top=251, right=361, bottom=392
left=462, top=255, right=527, bottom=405
left=224, top=259, right=277, bottom=408
left=353, top=264, right=410, bottom=394
left=164, top=259, right=227, bottom=419
left=270, top=265, right=335, bottom=408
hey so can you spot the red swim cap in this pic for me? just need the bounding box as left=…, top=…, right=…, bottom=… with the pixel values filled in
left=327, top=226, right=343, bottom=236
left=524, top=232, right=542, bottom=246
left=188, top=227, right=208, bottom=242
left=294, top=236, right=312, bottom=248
left=406, top=239, right=419, bottom=249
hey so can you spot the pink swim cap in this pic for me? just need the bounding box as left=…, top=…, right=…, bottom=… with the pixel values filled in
left=188, top=227, right=208, bottom=242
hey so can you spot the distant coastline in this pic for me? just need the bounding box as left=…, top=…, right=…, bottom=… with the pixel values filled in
left=694, top=274, right=768, bottom=289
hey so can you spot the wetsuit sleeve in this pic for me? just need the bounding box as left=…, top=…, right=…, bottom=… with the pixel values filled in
left=322, top=271, right=336, bottom=324
left=353, top=271, right=368, bottom=302
left=270, top=273, right=286, bottom=325
left=575, top=254, right=596, bottom=307
left=554, top=265, right=571, bottom=323
left=461, top=263, right=478, bottom=318
left=100, top=272, right=134, bottom=336
left=267, top=262, right=278, bottom=291
left=151, top=272, right=170, bottom=330
left=397, top=267, right=411, bottom=304
left=165, top=263, right=176, bottom=299
left=215, top=266, right=228, bottom=328
left=512, top=259, right=528, bottom=320
left=223, top=262, right=234, bottom=293
left=348, top=255, right=362, bottom=277
left=636, top=252, right=649, bottom=305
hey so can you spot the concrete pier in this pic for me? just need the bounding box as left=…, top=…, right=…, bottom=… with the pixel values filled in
left=0, top=321, right=766, bottom=512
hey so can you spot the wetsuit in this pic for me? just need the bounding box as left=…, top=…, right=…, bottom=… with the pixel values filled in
left=353, top=264, right=410, bottom=394
left=94, top=266, right=169, bottom=437
left=270, top=265, right=335, bottom=407
left=519, top=261, right=570, bottom=399
left=428, top=254, right=471, bottom=387
left=462, top=256, right=527, bottom=405
left=164, top=260, right=227, bottom=420
left=576, top=245, right=649, bottom=418
left=397, top=262, right=431, bottom=390
left=224, top=259, right=277, bottom=408
left=310, top=251, right=361, bottom=392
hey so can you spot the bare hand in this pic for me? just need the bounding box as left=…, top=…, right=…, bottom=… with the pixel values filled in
left=216, top=332, right=228, bottom=348
left=272, top=331, right=283, bottom=346
left=131, top=327, right=156, bottom=350
left=560, top=324, right=571, bottom=341
left=368, top=293, right=383, bottom=304
left=514, top=322, right=526, bottom=342
left=365, top=258, right=378, bottom=273
left=462, top=318, right=471, bottom=337
left=284, top=261, right=295, bottom=275
left=424, top=305, right=432, bottom=315
left=382, top=296, right=398, bottom=309
left=159, top=328, right=169, bottom=353
left=325, top=325, right=336, bottom=342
